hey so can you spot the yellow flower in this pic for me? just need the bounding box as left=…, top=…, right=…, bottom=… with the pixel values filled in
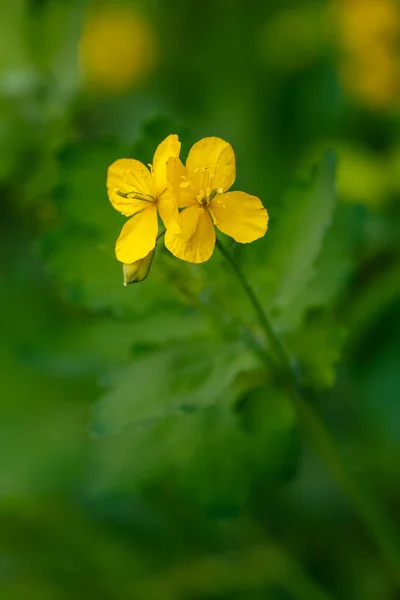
left=164, top=137, right=269, bottom=263
left=107, top=134, right=181, bottom=264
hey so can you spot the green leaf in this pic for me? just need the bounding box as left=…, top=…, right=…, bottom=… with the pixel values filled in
left=41, top=127, right=196, bottom=315
left=92, top=341, right=258, bottom=435
left=90, top=387, right=299, bottom=507
left=41, top=138, right=178, bottom=314
left=26, top=309, right=214, bottom=378
left=43, top=226, right=180, bottom=315
left=285, top=310, right=347, bottom=390
left=273, top=203, right=358, bottom=331
left=249, top=151, right=337, bottom=312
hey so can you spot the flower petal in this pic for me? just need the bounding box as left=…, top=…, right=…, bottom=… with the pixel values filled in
left=186, top=137, right=236, bottom=193
left=107, top=158, right=153, bottom=216
left=115, top=204, right=158, bottom=263
left=152, top=134, right=181, bottom=198
left=165, top=205, right=216, bottom=263
left=166, top=157, right=197, bottom=208
left=211, top=191, right=269, bottom=243
left=157, top=188, right=181, bottom=234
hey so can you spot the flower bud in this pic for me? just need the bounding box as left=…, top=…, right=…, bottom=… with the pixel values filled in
left=123, top=249, right=155, bottom=285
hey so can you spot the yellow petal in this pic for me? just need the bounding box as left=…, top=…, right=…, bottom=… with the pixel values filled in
left=107, top=158, right=153, bottom=216
left=165, top=205, right=215, bottom=263
left=157, top=188, right=181, bottom=234
left=115, top=204, right=158, bottom=263
left=166, top=157, right=197, bottom=208
left=152, top=134, right=181, bottom=198
left=186, top=137, right=236, bottom=194
left=211, top=191, right=269, bottom=243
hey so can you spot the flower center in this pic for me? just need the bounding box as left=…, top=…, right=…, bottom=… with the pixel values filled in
left=197, top=187, right=223, bottom=206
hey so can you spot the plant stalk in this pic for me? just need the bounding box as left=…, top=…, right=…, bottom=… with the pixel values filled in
left=216, top=238, right=400, bottom=587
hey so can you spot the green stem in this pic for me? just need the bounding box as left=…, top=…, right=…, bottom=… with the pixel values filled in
left=216, top=238, right=400, bottom=587
left=216, top=240, right=288, bottom=369
left=156, top=228, right=166, bottom=242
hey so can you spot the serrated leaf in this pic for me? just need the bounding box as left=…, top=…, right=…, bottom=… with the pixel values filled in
left=41, top=138, right=178, bottom=314
left=250, top=151, right=337, bottom=311
left=41, top=131, right=199, bottom=315
left=90, top=389, right=299, bottom=507
left=25, top=309, right=213, bottom=378
left=43, top=226, right=180, bottom=315
left=92, top=341, right=257, bottom=436
left=285, top=311, right=346, bottom=390
left=273, top=203, right=358, bottom=331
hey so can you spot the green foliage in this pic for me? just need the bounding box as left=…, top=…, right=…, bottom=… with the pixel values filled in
left=238, top=384, right=299, bottom=480
left=92, top=341, right=257, bottom=435
left=254, top=150, right=337, bottom=312
left=90, top=386, right=298, bottom=512
left=286, top=311, right=347, bottom=390
left=2, top=1, right=400, bottom=599
left=42, top=118, right=193, bottom=315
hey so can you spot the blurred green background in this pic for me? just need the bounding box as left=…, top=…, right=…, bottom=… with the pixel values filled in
left=1, top=0, right=400, bottom=598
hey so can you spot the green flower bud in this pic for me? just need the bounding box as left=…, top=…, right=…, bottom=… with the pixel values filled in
left=123, top=248, right=155, bottom=285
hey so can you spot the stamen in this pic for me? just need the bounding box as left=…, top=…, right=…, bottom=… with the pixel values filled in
left=115, top=189, right=130, bottom=198
left=115, top=189, right=154, bottom=202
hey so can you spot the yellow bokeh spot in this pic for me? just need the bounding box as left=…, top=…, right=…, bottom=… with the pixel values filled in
left=304, top=140, right=396, bottom=209
left=330, top=0, right=400, bottom=110
left=79, top=5, right=158, bottom=94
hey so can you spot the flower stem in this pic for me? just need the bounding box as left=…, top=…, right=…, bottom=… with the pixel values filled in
left=157, top=229, right=166, bottom=242
left=215, top=240, right=288, bottom=369
left=216, top=238, right=400, bottom=587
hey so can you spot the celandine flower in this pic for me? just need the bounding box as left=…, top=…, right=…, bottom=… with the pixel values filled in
left=107, top=135, right=181, bottom=264
left=165, top=137, right=269, bottom=263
